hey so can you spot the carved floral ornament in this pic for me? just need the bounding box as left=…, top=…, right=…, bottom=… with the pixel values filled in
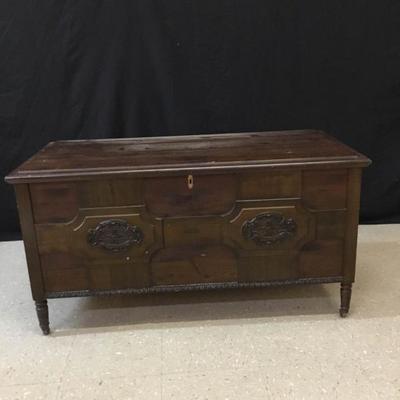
left=87, top=219, right=144, bottom=252
left=242, top=212, right=297, bottom=246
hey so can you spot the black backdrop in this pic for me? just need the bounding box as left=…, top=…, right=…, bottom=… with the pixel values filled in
left=1, top=1, right=400, bottom=239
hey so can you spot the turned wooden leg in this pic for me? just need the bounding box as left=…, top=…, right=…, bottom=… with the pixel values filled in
left=340, top=283, right=352, bottom=317
left=35, top=300, right=50, bottom=335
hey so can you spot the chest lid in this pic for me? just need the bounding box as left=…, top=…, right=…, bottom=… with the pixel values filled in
left=5, top=130, right=371, bottom=183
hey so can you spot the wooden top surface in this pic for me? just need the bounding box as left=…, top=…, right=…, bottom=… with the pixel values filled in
left=6, top=130, right=371, bottom=183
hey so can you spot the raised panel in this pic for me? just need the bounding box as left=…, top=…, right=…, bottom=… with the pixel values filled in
left=31, top=183, right=79, bottom=224
left=77, top=179, right=143, bottom=208
left=316, top=211, right=346, bottom=239
left=224, top=201, right=315, bottom=252
left=238, top=253, right=298, bottom=282
left=164, top=218, right=221, bottom=247
left=151, top=245, right=237, bottom=286
left=36, top=210, right=159, bottom=258
left=144, top=174, right=236, bottom=217
left=302, top=169, right=347, bottom=210
left=299, top=240, right=343, bottom=277
left=40, top=252, right=81, bottom=270
left=44, top=268, right=88, bottom=292
left=36, top=206, right=162, bottom=292
left=30, top=179, right=143, bottom=224
left=88, top=263, right=150, bottom=290
left=238, top=171, right=301, bottom=199
left=156, top=199, right=327, bottom=285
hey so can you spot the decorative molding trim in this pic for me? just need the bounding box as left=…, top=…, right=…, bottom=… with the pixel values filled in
left=242, top=212, right=297, bottom=246
left=46, top=276, right=343, bottom=299
left=87, top=219, right=144, bottom=252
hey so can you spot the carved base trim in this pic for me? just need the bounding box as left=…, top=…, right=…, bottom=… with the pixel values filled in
left=35, top=300, right=50, bottom=335
left=340, top=282, right=352, bottom=317
left=46, top=276, right=343, bottom=299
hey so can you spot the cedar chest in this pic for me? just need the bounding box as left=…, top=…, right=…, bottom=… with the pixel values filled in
left=5, top=130, right=371, bottom=334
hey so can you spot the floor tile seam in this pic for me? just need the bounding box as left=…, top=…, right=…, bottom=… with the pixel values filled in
left=0, top=381, right=61, bottom=388
left=0, top=373, right=65, bottom=387
left=58, top=372, right=163, bottom=382
left=160, top=365, right=269, bottom=378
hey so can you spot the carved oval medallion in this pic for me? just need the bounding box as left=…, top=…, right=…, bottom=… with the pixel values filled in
left=87, top=219, right=144, bottom=252
left=242, top=213, right=297, bottom=246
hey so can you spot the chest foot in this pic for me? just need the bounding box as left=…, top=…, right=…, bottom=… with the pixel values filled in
left=35, top=300, right=50, bottom=335
left=340, top=283, right=352, bottom=317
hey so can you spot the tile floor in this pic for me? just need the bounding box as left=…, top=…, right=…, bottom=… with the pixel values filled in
left=0, top=225, right=399, bottom=399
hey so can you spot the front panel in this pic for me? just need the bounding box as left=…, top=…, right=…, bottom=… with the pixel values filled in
left=30, top=169, right=349, bottom=294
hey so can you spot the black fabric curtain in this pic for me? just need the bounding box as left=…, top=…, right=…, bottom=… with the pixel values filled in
left=1, top=1, right=400, bottom=239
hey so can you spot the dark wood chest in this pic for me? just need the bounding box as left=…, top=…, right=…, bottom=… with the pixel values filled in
left=5, top=130, right=371, bottom=334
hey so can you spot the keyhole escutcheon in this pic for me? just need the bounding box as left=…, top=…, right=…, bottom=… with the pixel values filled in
left=187, top=174, right=194, bottom=190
